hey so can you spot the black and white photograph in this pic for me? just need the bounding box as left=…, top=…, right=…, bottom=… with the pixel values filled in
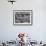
left=13, top=10, right=32, bottom=25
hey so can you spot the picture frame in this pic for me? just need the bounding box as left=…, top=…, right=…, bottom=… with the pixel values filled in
left=13, top=10, right=33, bottom=25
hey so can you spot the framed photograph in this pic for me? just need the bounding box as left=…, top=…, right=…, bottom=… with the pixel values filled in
left=13, top=10, right=33, bottom=25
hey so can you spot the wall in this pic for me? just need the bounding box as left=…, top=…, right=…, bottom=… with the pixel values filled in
left=0, top=0, right=46, bottom=42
